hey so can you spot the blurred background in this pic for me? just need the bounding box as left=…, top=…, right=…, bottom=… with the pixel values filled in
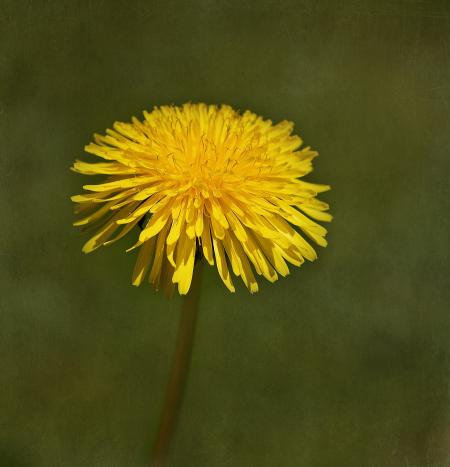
left=1, top=1, right=450, bottom=466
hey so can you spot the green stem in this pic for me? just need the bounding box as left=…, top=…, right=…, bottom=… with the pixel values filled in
left=150, top=260, right=203, bottom=467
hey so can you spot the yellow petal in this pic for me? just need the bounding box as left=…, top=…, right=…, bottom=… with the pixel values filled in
left=201, top=218, right=214, bottom=265
left=212, top=234, right=235, bottom=293
left=195, top=206, right=204, bottom=237
left=71, top=190, right=117, bottom=203
left=210, top=214, right=225, bottom=240
left=72, top=160, right=138, bottom=176
left=242, top=232, right=278, bottom=282
left=83, top=176, right=156, bottom=192
left=132, top=237, right=156, bottom=286
left=257, top=237, right=290, bottom=277
left=139, top=199, right=174, bottom=242
left=149, top=221, right=171, bottom=286
left=225, top=209, right=248, bottom=242
left=82, top=222, right=118, bottom=253
left=172, top=232, right=196, bottom=295
left=167, top=198, right=187, bottom=245
left=103, top=217, right=140, bottom=246
left=299, top=206, right=333, bottom=223
left=116, top=194, right=165, bottom=224
left=73, top=201, right=116, bottom=226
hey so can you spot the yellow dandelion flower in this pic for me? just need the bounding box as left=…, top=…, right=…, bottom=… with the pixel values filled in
left=71, top=103, right=332, bottom=295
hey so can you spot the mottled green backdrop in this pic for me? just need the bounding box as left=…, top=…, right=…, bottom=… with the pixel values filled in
left=1, top=1, right=450, bottom=466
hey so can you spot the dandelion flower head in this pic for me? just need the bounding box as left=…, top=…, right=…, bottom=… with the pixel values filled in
left=72, top=103, right=332, bottom=295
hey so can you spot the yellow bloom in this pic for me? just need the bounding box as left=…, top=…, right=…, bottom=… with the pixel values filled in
left=72, top=103, right=331, bottom=295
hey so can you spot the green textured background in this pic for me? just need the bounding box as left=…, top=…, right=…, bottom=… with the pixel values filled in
left=1, top=1, right=450, bottom=466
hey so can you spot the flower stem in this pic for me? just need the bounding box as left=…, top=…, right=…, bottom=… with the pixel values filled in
left=150, top=259, right=203, bottom=467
